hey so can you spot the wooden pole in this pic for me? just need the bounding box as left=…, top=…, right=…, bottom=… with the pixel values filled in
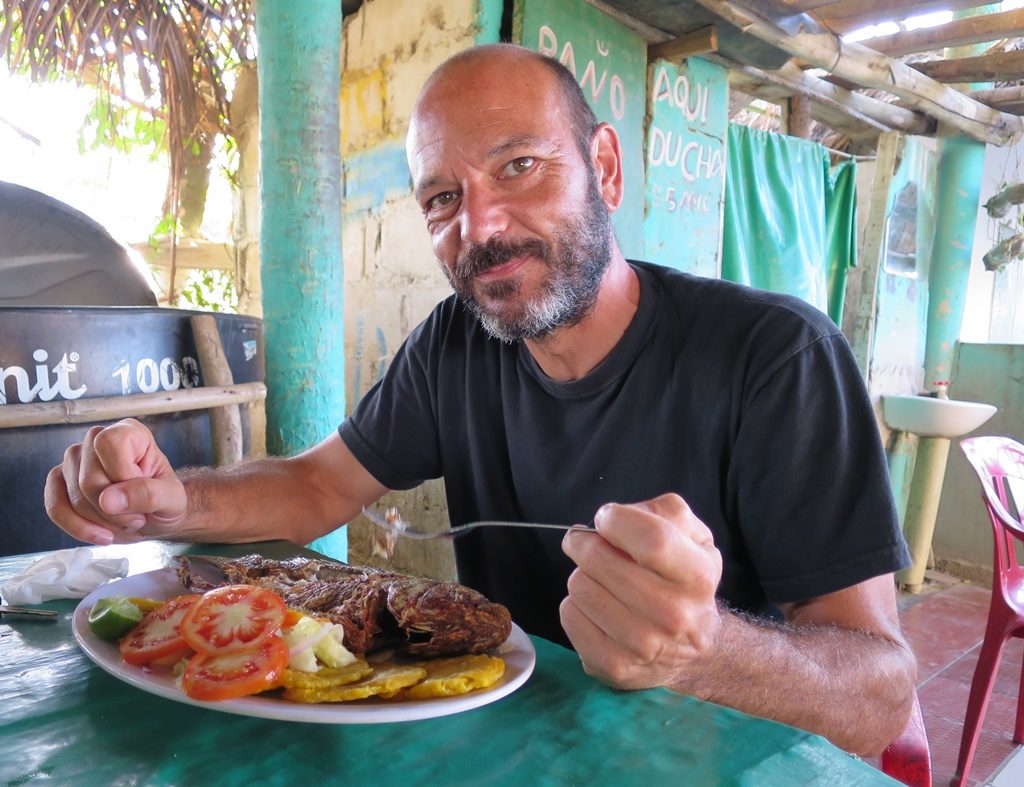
left=786, top=95, right=814, bottom=138
left=730, top=60, right=933, bottom=136
left=841, top=131, right=901, bottom=379
left=649, top=26, right=718, bottom=62
left=915, top=50, right=1024, bottom=85
left=0, top=383, right=266, bottom=430
left=812, top=0, right=997, bottom=35
left=970, top=85, right=1024, bottom=115
left=691, top=0, right=1023, bottom=146
left=190, top=314, right=244, bottom=467
left=868, top=8, right=1024, bottom=57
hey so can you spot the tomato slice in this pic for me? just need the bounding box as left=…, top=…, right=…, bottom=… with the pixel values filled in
left=179, top=584, right=287, bottom=654
left=181, top=635, right=289, bottom=701
left=119, top=594, right=202, bottom=666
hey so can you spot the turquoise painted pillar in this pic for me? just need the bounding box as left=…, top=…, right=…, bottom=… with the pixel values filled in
left=255, top=1, right=346, bottom=559
left=922, top=133, right=985, bottom=388
left=476, top=0, right=503, bottom=43
left=922, top=5, right=995, bottom=389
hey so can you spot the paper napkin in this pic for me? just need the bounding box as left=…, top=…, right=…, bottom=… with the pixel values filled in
left=1, top=547, right=129, bottom=604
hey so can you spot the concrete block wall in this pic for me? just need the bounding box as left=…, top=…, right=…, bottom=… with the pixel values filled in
left=339, top=0, right=488, bottom=578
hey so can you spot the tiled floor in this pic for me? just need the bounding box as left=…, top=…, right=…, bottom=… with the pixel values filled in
left=882, top=572, right=1023, bottom=786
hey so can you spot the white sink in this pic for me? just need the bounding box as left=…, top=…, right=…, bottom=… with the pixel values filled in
left=883, top=395, right=997, bottom=439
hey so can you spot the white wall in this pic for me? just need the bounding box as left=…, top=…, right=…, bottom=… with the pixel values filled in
left=962, top=137, right=1024, bottom=343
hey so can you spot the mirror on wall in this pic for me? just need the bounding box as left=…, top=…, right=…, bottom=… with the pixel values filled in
left=883, top=181, right=919, bottom=277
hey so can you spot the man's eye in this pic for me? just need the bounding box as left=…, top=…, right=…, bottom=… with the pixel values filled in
left=426, top=192, right=458, bottom=212
left=503, top=157, right=535, bottom=177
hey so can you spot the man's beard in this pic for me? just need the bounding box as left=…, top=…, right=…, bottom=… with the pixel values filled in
left=443, top=179, right=613, bottom=343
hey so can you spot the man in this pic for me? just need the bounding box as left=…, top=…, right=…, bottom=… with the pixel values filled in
left=45, top=44, right=916, bottom=756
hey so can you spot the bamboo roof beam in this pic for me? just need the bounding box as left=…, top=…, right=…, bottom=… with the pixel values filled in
left=729, top=60, right=933, bottom=136
left=807, top=0, right=996, bottom=35
left=729, top=74, right=882, bottom=141
left=969, top=85, right=1024, bottom=116
left=914, top=50, right=1024, bottom=85
left=867, top=8, right=1024, bottom=58
left=729, top=75, right=889, bottom=143
left=649, top=26, right=718, bottom=62
left=776, top=1, right=840, bottom=10
left=690, top=0, right=1024, bottom=146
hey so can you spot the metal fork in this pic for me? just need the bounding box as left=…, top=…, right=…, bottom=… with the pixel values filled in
left=0, top=605, right=59, bottom=619
left=361, top=506, right=596, bottom=542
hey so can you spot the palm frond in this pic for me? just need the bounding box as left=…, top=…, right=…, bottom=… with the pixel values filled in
left=0, top=0, right=255, bottom=215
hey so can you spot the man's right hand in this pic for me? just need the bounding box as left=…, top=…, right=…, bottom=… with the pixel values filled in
left=44, top=418, right=188, bottom=545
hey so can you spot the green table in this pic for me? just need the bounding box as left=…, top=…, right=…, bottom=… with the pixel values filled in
left=0, top=542, right=896, bottom=786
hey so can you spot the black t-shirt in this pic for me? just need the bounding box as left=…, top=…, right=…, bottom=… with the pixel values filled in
left=339, top=261, right=910, bottom=646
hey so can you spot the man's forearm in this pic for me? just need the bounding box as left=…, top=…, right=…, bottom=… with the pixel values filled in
left=671, top=607, right=917, bottom=757
left=172, top=458, right=346, bottom=544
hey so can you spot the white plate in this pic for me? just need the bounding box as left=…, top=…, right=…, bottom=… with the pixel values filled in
left=73, top=567, right=536, bottom=724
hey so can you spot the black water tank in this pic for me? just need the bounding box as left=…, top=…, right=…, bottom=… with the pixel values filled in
left=0, top=180, right=159, bottom=307
left=0, top=307, right=264, bottom=556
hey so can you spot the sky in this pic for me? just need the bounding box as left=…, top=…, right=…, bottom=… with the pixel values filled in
left=845, top=0, right=1024, bottom=43
left=0, top=68, right=231, bottom=248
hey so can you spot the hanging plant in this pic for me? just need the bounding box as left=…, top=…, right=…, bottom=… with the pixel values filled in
left=982, top=232, right=1024, bottom=272
left=982, top=182, right=1024, bottom=272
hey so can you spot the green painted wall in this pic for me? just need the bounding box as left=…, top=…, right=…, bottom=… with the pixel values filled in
left=933, top=343, right=1024, bottom=579
left=642, top=57, right=727, bottom=276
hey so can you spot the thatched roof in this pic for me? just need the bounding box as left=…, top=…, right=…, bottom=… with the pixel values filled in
left=0, top=0, right=255, bottom=212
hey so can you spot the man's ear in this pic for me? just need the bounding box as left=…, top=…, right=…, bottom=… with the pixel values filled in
left=590, top=122, right=624, bottom=213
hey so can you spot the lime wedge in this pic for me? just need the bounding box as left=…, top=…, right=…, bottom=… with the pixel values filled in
left=87, top=596, right=144, bottom=641
left=126, top=596, right=165, bottom=613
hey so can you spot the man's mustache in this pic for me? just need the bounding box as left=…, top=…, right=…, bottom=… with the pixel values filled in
left=455, top=237, right=550, bottom=279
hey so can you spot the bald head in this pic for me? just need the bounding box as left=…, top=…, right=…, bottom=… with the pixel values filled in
left=410, top=44, right=599, bottom=161
left=402, top=43, right=623, bottom=345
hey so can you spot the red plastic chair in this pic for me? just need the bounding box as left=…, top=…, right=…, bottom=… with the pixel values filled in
left=881, top=690, right=932, bottom=786
left=954, top=435, right=1024, bottom=787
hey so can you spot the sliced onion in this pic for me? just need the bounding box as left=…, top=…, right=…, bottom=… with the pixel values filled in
left=287, top=622, right=333, bottom=660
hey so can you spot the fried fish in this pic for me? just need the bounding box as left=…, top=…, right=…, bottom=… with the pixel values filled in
left=176, top=554, right=512, bottom=657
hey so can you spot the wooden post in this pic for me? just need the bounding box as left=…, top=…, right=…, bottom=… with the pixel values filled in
left=786, top=95, right=814, bottom=138
left=841, top=131, right=901, bottom=380
left=190, top=314, right=244, bottom=466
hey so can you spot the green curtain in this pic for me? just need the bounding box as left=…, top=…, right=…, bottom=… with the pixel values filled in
left=721, top=124, right=857, bottom=325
